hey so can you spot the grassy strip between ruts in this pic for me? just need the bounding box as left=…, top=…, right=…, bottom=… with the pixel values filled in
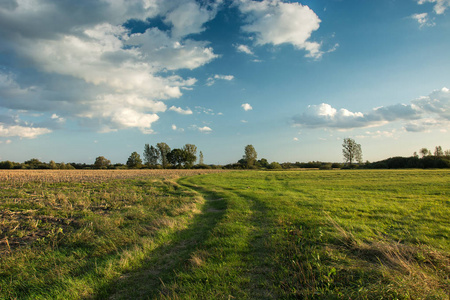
left=160, top=169, right=449, bottom=299
left=1, top=169, right=449, bottom=299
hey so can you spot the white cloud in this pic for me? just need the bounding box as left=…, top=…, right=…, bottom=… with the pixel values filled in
left=235, top=44, right=254, bottom=55
left=190, top=125, right=212, bottom=133
left=242, top=103, right=253, bottom=111
left=169, top=106, right=193, bottom=115
left=198, top=126, right=212, bottom=133
left=171, top=124, right=184, bottom=132
left=293, top=87, right=450, bottom=132
left=0, top=123, right=52, bottom=139
left=293, top=137, right=299, bottom=141
left=418, top=0, right=450, bottom=14
left=356, top=130, right=397, bottom=139
left=195, top=106, right=216, bottom=115
left=164, top=1, right=217, bottom=38
left=237, top=0, right=322, bottom=58
left=206, top=74, right=235, bottom=86
left=411, top=13, right=435, bottom=27
left=0, top=0, right=219, bottom=133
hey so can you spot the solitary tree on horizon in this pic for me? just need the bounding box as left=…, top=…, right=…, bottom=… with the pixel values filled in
left=342, top=138, right=362, bottom=164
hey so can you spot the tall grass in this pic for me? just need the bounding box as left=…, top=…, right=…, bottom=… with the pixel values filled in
left=1, top=169, right=448, bottom=299
left=0, top=171, right=218, bottom=299
left=161, top=170, right=449, bottom=299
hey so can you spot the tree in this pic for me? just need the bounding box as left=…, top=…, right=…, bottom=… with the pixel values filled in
left=167, top=148, right=185, bottom=168
left=143, top=144, right=159, bottom=167
left=199, top=151, right=204, bottom=165
left=244, top=145, right=257, bottom=168
left=94, top=156, right=111, bottom=169
left=49, top=160, right=58, bottom=169
left=258, top=158, right=269, bottom=168
left=157, top=142, right=171, bottom=168
left=183, top=144, right=197, bottom=168
left=419, top=148, right=430, bottom=158
left=434, top=146, right=443, bottom=157
left=342, top=138, right=362, bottom=164
left=127, top=152, right=142, bottom=168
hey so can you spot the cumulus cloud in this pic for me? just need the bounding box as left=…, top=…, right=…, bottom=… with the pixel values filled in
left=236, top=0, right=322, bottom=58
left=0, top=123, right=52, bottom=139
left=293, top=87, right=450, bottom=132
left=169, top=106, right=193, bottom=115
left=198, top=126, right=212, bottom=132
left=171, top=124, right=184, bottom=132
left=411, top=13, right=435, bottom=27
left=235, top=44, right=254, bottom=55
left=206, top=74, right=235, bottom=86
left=418, top=0, right=450, bottom=14
left=0, top=0, right=219, bottom=134
left=242, top=103, right=253, bottom=111
left=190, top=125, right=212, bottom=133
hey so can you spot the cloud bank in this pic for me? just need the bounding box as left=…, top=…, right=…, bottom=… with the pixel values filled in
left=0, top=0, right=221, bottom=135
left=293, top=87, right=450, bottom=132
left=418, top=0, right=450, bottom=14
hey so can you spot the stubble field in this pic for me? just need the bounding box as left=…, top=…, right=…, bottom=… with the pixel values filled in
left=0, top=169, right=449, bottom=299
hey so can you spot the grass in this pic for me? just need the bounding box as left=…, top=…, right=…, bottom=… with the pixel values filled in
left=0, top=169, right=223, bottom=299
left=0, top=169, right=449, bottom=299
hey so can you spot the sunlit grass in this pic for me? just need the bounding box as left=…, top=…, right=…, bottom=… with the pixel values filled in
left=1, top=169, right=448, bottom=299
left=163, top=170, right=450, bottom=299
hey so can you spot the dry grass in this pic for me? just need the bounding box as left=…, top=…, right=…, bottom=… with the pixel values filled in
left=0, top=169, right=226, bottom=183
left=325, top=211, right=450, bottom=298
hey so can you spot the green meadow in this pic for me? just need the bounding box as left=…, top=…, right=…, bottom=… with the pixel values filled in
left=1, top=170, right=449, bottom=299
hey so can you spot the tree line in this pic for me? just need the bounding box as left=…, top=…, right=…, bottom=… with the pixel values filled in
left=0, top=140, right=449, bottom=170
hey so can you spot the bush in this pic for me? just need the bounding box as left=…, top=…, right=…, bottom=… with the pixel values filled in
left=268, top=162, right=282, bottom=169
left=0, top=161, right=14, bottom=169
left=319, top=163, right=333, bottom=170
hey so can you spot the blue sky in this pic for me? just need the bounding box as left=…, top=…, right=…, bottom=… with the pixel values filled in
left=0, top=0, right=449, bottom=165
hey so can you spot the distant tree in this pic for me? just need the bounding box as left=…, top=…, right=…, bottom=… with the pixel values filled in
left=434, top=146, right=443, bottom=157
left=199, top=151, right=204, bottom=165
left=413, top=152, right=419, bottom=159
left=0, top=161, right=14, bottom=169
left=167, top=149, right=185, bottom=168
left=268, top=161, right=282, bottom=169
left=49, top=160, right=58, bottom=169
left=419, top=148, right=430, bottom=158
left=244, top=145, right=257, bottom=168
left=183, top=144, right=197, bottom=168
left=157, top=142, right=171, bottom=168
left=24, top=158, right=43, bottom=169
left=94, top=156, right=111, bottom=169
left=127, top=152, right=142, bottom=168
left=258, top=158, right=269, bottom=168
left=342, top=138, right=362, bottom=164
left=445, top=149, right=450, bottom=157
left=143, top=144, right=159, bottom=167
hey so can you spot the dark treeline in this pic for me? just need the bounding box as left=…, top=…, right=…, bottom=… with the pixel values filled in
left=0, top=143, right=449, bottom=170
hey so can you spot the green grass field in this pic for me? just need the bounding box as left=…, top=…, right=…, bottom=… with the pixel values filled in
left=1, top=170, right=449, bottom=299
